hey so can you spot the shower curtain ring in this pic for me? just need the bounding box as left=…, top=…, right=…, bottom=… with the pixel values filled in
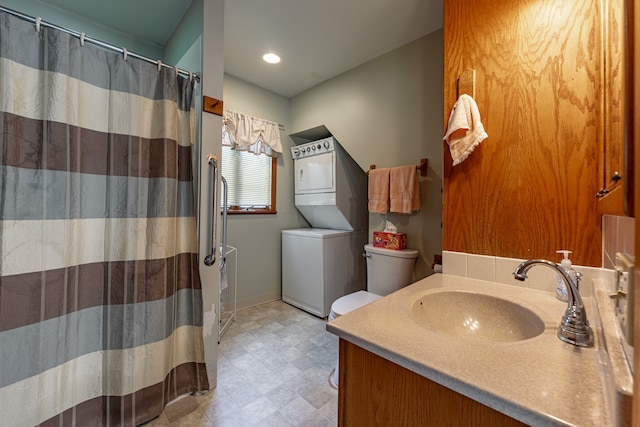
left=80, top=33, right=85, bottom=46
left=35, top=17, right=41, bottom=32
left=122, top=48, right=128, bottom=60
left=157, top=60, right=162, bottom=72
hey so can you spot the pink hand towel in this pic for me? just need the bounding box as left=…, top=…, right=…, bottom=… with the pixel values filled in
left=443, top=94, right=488, bottom=166
left=368, top=168, right=390, bottom=213
left=390, top=165, right=420, bottom=214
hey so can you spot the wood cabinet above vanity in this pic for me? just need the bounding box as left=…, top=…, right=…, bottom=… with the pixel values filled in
left=598, top=0, right=634, bottom=217
left=443, top=0, right=635, bottom=266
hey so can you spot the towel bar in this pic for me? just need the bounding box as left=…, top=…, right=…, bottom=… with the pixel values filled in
left=367, top=158, right=428, bottom=177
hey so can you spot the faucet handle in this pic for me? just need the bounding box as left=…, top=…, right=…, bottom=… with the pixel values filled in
left=514, top=259, right=593, bottom=347
left=574, top=271, right=582, bottom=290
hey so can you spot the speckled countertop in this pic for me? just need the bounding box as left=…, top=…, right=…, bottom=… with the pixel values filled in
left=326, top=274, right=612, bottom=427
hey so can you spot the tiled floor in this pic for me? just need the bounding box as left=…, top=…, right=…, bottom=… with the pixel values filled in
left=146, top=300, right=339, bottom=426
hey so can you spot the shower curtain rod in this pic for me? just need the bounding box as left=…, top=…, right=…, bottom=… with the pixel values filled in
left=0, top=5, right=201, bottom=82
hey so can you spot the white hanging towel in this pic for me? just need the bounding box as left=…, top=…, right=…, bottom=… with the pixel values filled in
left=443, top=94, right=488, bottom=166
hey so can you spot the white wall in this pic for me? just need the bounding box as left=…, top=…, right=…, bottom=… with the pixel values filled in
left=290, top=30, right=444, bottom=280
left=198, top=0, right=225, bottom=385
left=221, top=31, right=443, bottom=308
left=222, top=75, right=309, bottom=309
left=0, top=0, right=162, bottom=58
left=165, top=0, right=225, bottom=386
left=163, top=0, right=203, bottom=67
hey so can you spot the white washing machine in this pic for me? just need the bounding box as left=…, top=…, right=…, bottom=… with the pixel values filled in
left=282, top=228, right=366, bottom=318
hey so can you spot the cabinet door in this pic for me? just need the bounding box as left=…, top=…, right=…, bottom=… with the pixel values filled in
left=597, top=0, right=629, bottom=216
left=443, top=0, right=603, bottom=267
left=338, top=340, right=528, bottom=427
left=623, top=0, right=635, bottom=216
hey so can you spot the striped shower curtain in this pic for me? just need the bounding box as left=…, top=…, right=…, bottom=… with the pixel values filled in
left=0, top=11, right=209, bottom=427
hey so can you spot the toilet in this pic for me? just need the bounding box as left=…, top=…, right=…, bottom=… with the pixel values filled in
left=328, top=243, right=419, bottom=388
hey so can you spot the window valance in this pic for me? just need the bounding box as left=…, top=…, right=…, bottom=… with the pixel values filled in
left=222, top=109, right=282, bottom=157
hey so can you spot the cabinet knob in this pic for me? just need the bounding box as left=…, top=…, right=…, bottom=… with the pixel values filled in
left=611, top=172, right=622, bottom=183
left=597, top=172, right=623, bottom=197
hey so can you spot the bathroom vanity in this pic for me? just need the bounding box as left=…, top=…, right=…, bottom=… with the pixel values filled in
left=327, top=274, right=628, bottom=426
left=338, top=340, right=526, bottom=426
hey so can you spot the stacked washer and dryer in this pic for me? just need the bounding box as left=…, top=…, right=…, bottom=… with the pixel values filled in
left=282, top=129, right=368, bottom=318
left=282, top=127, right=420, bottom=389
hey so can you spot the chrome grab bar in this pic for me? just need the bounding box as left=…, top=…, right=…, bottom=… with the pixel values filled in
left=204, top=154, right=218, bottom=266
left=219, top=175, right=228, bottom=270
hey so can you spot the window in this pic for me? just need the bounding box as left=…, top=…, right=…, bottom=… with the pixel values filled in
left=221, top=110, right=281, bottom=214
left=221, top=146, right=277, bottom=214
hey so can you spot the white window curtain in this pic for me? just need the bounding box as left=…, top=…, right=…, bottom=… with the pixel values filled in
left=222, top=109, right=282, bottom=157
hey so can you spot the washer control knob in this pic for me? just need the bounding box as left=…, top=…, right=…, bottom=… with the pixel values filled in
left=311, top=145, right=316, bottom=151
left=324, top=141, right=330, bottom=149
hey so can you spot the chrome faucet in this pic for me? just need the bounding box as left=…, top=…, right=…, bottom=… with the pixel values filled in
left=513, top=259, right=594, bottom=348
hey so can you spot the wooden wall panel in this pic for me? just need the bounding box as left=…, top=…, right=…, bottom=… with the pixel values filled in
left=443, top=0, right=606, bottom=266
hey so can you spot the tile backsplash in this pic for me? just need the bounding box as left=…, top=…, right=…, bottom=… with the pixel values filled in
left=442, top=251, right=602, bottom=297
left=442, top=214, right=635, bottom=297
left=603, top=215, right=635, bottom=269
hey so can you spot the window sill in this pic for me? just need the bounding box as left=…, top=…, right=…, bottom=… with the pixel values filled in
left=226, top=209, right=277, bottom=215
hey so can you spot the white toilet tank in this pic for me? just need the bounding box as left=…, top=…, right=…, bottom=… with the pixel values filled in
left=365, top=244, right=419, bottom=295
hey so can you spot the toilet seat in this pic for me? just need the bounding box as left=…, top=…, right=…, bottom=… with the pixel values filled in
left=330, top=290, right=382, bottom=319
left=328, top=290, right=382, bottom=389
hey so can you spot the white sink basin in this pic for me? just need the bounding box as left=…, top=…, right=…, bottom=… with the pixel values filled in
left=411, top=290, right=545, bottom=342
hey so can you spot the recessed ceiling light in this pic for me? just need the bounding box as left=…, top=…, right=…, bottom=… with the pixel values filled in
left=263, top=53, right=281, bottom=64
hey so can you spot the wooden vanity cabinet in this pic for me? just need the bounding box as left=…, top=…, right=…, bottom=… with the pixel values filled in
left=337, top=340, right=527, bottom=427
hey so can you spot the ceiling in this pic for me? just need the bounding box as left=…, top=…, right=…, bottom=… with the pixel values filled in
left=42, top=0, right=443, bottom=98
left=224, top=0, right=443, bottom=97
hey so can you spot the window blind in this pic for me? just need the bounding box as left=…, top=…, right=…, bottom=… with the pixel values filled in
left=221, top=145, right=272, bottom=208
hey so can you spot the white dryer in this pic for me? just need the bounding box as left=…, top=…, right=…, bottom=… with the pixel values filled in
left=282, top=228, right=366, bottom=318
left=291, top=136, right=367, bottom=231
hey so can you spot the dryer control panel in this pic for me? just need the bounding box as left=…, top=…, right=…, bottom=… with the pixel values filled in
left=291, top=137, right=334, bottom=158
